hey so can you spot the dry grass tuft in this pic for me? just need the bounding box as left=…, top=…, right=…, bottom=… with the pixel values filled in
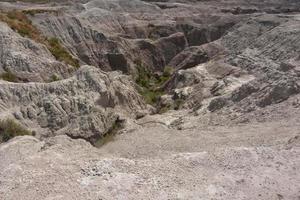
left=0, top=119, right=32, bottom=143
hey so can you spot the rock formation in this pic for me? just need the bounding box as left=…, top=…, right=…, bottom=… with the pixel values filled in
left=0, top=65, right=147, bottom=143
left=0, top=0, right=299, bottom=199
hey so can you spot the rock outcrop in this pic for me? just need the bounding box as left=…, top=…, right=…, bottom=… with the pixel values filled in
left=0, top=65, right=146, bottom=142
left=0, top=22, right=72, bottom=82
left=163, top=13, right=300, bottom=123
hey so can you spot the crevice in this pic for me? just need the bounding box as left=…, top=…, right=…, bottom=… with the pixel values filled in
left=65, top=117, right=125, bottom=148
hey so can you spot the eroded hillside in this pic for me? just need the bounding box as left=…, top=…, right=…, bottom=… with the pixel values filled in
left=0, top=0, right=299, bottom=199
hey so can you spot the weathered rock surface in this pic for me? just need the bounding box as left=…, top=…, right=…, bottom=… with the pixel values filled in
left=0, top=65, right=146, bottom=142
left=23, top=0, right=242, bottom=73
left=0, top=117, right=299, bottom=200
left=0, top=0, right=300, bottom=199
left=165, top=13, right=300, bottom=122
left=0, top=22, right=72, bottom=82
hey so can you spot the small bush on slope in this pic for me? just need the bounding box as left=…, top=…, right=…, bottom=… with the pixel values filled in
left=0, top=119, right=32, bottom=143
left=48, top=38, right=79, bottom=68
left=0, top=70, right=18, bottom=82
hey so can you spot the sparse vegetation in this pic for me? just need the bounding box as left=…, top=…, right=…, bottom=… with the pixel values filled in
left=140, top=89, right=164, bottom=106
left=162, top=66, right=173, bottom=78
left=135, top=60, right=172, bottom=106
left=49, top=74, right=60, bottom=82
left=0, top=70, right=18, bottom=82
left=94, top=119, right=124, bottom=148
left=174, top=99, right=184, bottom=110
left=0, top=10, right=79, bottom=68
left=22, top=9, right=59, bottom=16
left=134, top=61, right=183, bottom=112
left=0, top=10, right=41, bottom=40
left=0, top=119, right=32, bottom=143
left=158, top=104, right=172, bottom=114
left=47, top=38, right=79, bottom=68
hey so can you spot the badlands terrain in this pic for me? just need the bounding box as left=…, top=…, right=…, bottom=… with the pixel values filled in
left=0, top=0, right=300, bottom=199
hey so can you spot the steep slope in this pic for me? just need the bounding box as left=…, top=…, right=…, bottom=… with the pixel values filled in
left=0, top=21, right=72, bottom=82
left=163, top=14, right=300, bottom=124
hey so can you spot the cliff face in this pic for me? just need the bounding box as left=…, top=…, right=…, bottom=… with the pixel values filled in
left=0, top=0, right=300, bottom=199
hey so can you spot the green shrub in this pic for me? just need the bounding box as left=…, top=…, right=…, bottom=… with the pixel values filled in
left=134, top=63, right=180, bottom=112
left=49, top=74, right=60, bottom=82
left=139, top=89, right=164, bottom=105
left=136, top=64, right=151, bottom=88
left=47, top=38, right=80, bottom=68
left=135, top=63, right=173, bottom=106
left=174, top=99, right=184, bottom=110
left=163, top=66, right=173, bottom=77
left=0, top=70, right=18, bottom=82
left=0, top=119, right=32, bottom=143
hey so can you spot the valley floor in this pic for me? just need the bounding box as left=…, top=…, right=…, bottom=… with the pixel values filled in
left=1, top=111, right=299, bottom=200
